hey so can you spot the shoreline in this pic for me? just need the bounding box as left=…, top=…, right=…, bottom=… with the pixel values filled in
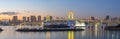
left=16, top=28, right=84, bottom=32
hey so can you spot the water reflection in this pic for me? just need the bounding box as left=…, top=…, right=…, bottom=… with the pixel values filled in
left=0, top=26, right=120, bottom=39
left=46, top=32, right=50, bottom=39
left=68, top=31, right=74, bottom=39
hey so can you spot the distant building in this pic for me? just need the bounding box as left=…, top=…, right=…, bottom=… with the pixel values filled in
left=68, top=11, right=74, bottom=20
left=50, top=16, right=53, bottom=20
left=44, top=16, right=52, bottom=22
left=56, top=17, right=59, bottom=20
left=1, top=19, right=11, bottom=26
left=12, top=16, right=19, bottom=25
left=30, top=16, right=36, bottom=22
left=44, top=17, right=46, bottom=21
left=38, top=16, right=41, bottom=22
left=27, top=17, right=30, bottom=22
left=105, top=15, right=110, bottom=20
left=67, top=11, right=75, bottom=27
left=91, top=16, right=95, bottom=20
left=12, top=16, right=18, bottom=22
left=56, top=17, right=64, bottom=20
left=23, top=16, right=27, bottom=22
left=45, top=16, right=50, bottom=22
left=61, top=17, right=64, bottom=19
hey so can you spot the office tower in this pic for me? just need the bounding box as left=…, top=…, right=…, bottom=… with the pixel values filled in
left=12, top=16, right=19, bottom=25
left=38, top=16, right=41, bottom=22
left=68, top=11, right=74, bottom=20
left=50, top=16, right=53, bottom=20
left=67, top=11, right=75, bottom=27
left=105, top=15, right=110, bottom=20
left=91, top=16, right=95, bottom=20
left=46, top=16, right=50, bottom=21
left=12, top=16, right=18, bottom=22
left=23, top=16, right=27, bottom=22
left=30, top=16, right=36, bottom=22
left=27, top=17, right=30, bottom=22
left=44, top=16, right=53, bottom=22
left=44, top=17, right=46, bottom=21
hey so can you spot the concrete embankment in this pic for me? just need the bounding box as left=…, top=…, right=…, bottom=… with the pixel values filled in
left=16, top=28, right=84, bottom=32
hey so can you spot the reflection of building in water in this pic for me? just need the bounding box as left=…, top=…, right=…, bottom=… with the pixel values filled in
left=94, top=22, right=100, bottom=30
left=68, top=31, right=74, bottom=39
left=46, top=32, right=50, bottom=39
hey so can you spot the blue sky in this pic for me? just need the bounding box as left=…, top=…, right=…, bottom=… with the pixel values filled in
left=0, top=0, right=120, bottom=18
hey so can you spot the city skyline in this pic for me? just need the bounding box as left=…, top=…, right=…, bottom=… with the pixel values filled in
left=0, top=11, right=119, bottom=20
left=0, top=0, right=120, bottom=20
left=0, top=0, right=120, bottom=39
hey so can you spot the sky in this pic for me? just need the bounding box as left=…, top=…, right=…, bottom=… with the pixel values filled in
left=0, top=0, right=120, bottom=20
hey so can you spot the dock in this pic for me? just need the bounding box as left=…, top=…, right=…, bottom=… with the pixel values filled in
left=16, top=28, right=84, bottom=32
left=105, top=24, right=120, bottom=30
left=105, top=26, right=120, bottom=30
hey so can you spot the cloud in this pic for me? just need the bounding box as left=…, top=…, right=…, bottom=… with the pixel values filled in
left=0, top=12, right=19, bottom=15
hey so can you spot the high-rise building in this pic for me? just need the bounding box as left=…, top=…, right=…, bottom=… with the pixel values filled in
left=12, top=16, right=19, bottom=25
left=91, top=16, right=95, bottom=20
left=12, top=16, right=18, bottom=22
left=50, top=16, right=53, bottom=20
left=44, top=17, right=46, bottom=21
left=44, top=16, right=52, bottom=22
left=68, top=11, right=74, bottom=20
left=38, top=16, right=41, bottom=22
left=23, top=16, right=27, bottom=22
left=46, top=16, right=50, bottom=21
left=27, top=17, right=30, bottom=22
left=30, top=16, right=36, bottom=22
left=105, top=15, right=110, bottom=20
left=67, top=11, right=75, bottom=27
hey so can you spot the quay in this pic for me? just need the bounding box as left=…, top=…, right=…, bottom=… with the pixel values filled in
left=105, top=24, right=120, bottom=30
left=16, top=28, right=84, bottom=32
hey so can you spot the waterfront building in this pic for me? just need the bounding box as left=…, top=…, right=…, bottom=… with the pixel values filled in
left=23, top=16, right=27, bottom=22
left=27, top=17, right=30, bottom=22
left=91, top=16, right=95, bottom=20
left=105, top=15, right=110, bottom=20
left=38, top=16, right=41, bottom=22
left=12, top=16, right=18, bottom=22
left=44, top=17, right=46, bottom=21
left=50, top=16, right=53, bottom=20
left=12, top=16, right=19, bottom=25
left=67, top=11, right=75, bottom=28
left=30, top=16, right=36, bottom=22
left=44, top=16, right=52, bottom=22
left=68, top=11, right=74, bottom=20
left=56, top=17, right=59, bottom=20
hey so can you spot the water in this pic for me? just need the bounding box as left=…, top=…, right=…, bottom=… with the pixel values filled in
left=0, top=26, right=120, bottom=39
